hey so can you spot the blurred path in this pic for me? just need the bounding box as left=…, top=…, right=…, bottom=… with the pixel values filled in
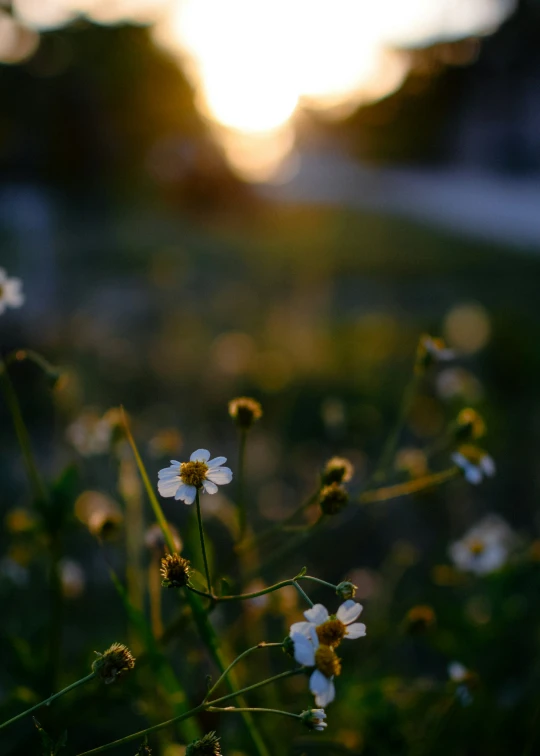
left=262, top=151, right=540, bottom=251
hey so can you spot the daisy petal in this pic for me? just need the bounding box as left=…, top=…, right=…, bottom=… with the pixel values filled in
left=208, top=456, right=227, bottom=468
left=158, top=468, right=180, bottom=480
left=158, top=478, right=180, bottom=498
left=190, top=449, right=210, bottom=462
left=176, top=484, right=197, bottom=505
left=304, top=604, right=329, bottom=625
left=291, top=632, right=315, bottom=667
left=310, top=671, right=335, bottom=706
left=345, top=622, right=367, bottom=639
left=170, top=460, right=181, bottom=466
left=465, top=466, right=482, bottom=485
left=202, top=480, right=218, bottom=495
left=336, top=600, right=362, bottom=624
left=290, top=621, right=314, bottom=637
left=206, top=466, right=233, bottom=485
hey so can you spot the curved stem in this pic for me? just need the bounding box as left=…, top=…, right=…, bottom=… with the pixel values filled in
left=204, top=642, right=283, bottom=701
left=195, top=489, right=212, bottom=596
left=76, top=668, right=305, bottom=756
left=0, top=672, right=96, bottom=731
left=359, top=467, right=459, bottom=504
left=300, top=575, right=337, bottom=591
left=207, top=706, right=301, bottom=720
left=187, top=578, right=295, bottom=603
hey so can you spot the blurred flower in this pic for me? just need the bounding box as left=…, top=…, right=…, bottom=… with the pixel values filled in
left=144, top=523, right=182, bottom=554
left=160, top=553, right=192, bottom=588
left=394, top=448, right=428, bottom=478
left=228, top=396, right=263, bottom=430
left=415, top=334, right=454, bottom=375
left=0, top=268, right=24, bottom=314
left=454, top=408, right=486, bottom=443
left=185, top=731, right=221, bottom=755
left=321, top=457, right=354, bottom=485
left=60, top=559, right=85, bottom=599
left=319, top=483, right=348, bottom=515
left=67, top=408, right=123, bottom=457
left=92, top=643, right=135, bottom=685
left=157, top=449, right=232, bottom=505
left=291, top=600, right=366, bottom=649
left=436, top=367, right=483, bottom=402
left=448, top=661, right=478, bottom=706
left=449, top=514, right=515, bottom=575
left=147, top=428, right=183, bottom=458
left=336, top=581, right=357, bottom=601
left=405, top=605, right=436, bottom=634
left=4, top=507, right=37, bottom=534
left=451, top=445, right=495, bottom=484
left=75, top=491, right=123, bottom=540
left=291, top=626, right=341, bottom=707
left=0, top=556, right=29, bottom=586
left=300, top=707, right=327, bottom=731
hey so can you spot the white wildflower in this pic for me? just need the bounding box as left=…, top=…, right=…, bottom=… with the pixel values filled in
left=449, top=514, right=515, bottom=575
left=0, top=269, right=24, bottom=314
left=290, top=600, right=366, bottom=649
left=158, top=448, right=232, bottom=505
left=291, top=626, right=341, bottom=707
left=451, top=445, right=495, bottom=484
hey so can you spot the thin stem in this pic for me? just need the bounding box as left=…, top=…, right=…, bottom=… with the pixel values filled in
left=76, top=668, right=305, bottom=756
left=0, top=358, right=47, bottom=505
left=293, top=581, right=314, bottom=607
left=204, top=642, right=284, bottom=701
left=237, top=429, right=248, bottom=541
left=187, top=578, right=295, bottom=603
left=300, top=575, right=337, bottom=591
left=207, top=706, right=301, bottom=720
left=358, top=467, right=459, bottom=504
left=195, top=489, right=212, bottom=595
left=0, top=672, right=96, bottom=731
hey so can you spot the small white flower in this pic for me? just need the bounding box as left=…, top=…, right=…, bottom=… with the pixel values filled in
left=291, top=626, right=340, bottom=707
left=422, top=336, right=455, bottom=362
left=0, top=269, right=24, bottom=315
left=67, top=409, right=122, bottom=457
left=448, top=662, right=468, bottom=682
left=158, top=448, right=232, bottom=505
left=300, top=707, right=327, bottom=731
left=451, top=445, right=495, bottom=485
left=290, top=600, right=366, bottom=648
left=449, top=514, right=515, bottom=575
left=448, top=661, right=474, bottom=706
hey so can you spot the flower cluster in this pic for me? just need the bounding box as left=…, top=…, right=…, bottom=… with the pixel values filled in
left=290, top=600, right=366, bottom=706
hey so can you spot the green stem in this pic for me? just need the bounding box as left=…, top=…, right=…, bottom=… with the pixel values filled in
left=122, top=410, right=271, bottom=756
left=187, top=578, right=295, bottom=603
left=293, top=581, right=314, bottom=607
left=0, top=672, right=96, bottom=731
left=359, top=467, right=459, bottom=504
left=195, top=489, right=212, bottom=596
left=0, top=358, right=47, bottom=505
left=237, top=429, right=248, bottom=540
left=300, top=575, right=337, bottom=591
left=76, top=668, right=305, bottom=756
left=204, top=642, right=283, bottom=701
left=207, top=706, right=301, bottom=720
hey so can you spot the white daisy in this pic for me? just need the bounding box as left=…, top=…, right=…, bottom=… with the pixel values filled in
left=300, top=707, right=327, bottom=731
left=291, top=626, right=340, bottom=707
left=0, top=269, right=24, bottom=315
left=290, top=600, right=366, bottom=649
left=449, top=514, right=515, bottom=575
left=451, top=445, right=495, bottom=485
left=157, top=448, right=232, bottom=505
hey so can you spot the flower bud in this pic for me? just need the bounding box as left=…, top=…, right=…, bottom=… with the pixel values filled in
left=92, top=642, right=135, bottom=684
left=300, top=708, right=327, bottom=731
left=228, top=397, right=263, bottom=430
left=160, top=553, right=192, bottom=588
left=321, top=457, right=354, bottom=485
left=319, top=483, right=348, bottom=515
left=336, top=581, right=357, bottom=601
left=454, top=408, right=486, bottom=442
left=186, top=731, right=222, bottom=755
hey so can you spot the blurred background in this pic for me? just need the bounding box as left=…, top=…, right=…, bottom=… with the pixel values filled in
left=2, top=0, right=540, bottom=754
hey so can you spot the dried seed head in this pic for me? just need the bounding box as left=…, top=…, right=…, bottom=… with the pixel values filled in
left=319, top=483, right=349, bottom=516
left=228, top=397, right=263, bottom=430
left=186, top=731, right=222, bottom=756
left=405, top=605, right=436, bottom=634
left=336, top=581, right=357, bottom=601
left=92, top=642, right=135, bottom=684
left=321, top=456, right=354, bottom=485
left=160, top=553, right=192, bottom=588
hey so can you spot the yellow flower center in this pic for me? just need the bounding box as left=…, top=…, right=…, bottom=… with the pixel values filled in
left=314, top=644, right=341, bottom=678
left=469, top=539, right=485, bottom=557
left=180, top=460, right=209, bottom=488
left=316, top=619, right=346, bottom=648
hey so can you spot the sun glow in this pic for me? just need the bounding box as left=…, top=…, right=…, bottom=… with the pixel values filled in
left=9, top=0, right=516, bottom=180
